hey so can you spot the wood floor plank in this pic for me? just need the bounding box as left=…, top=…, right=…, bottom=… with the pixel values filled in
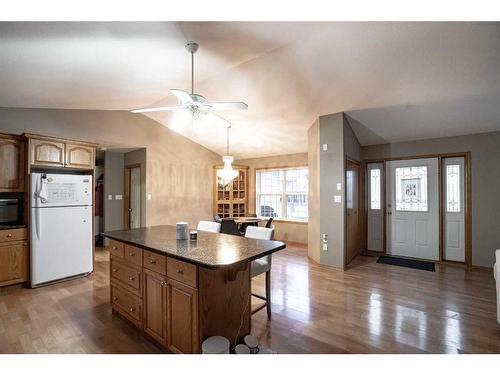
left=0, top=244, right=499, bottom=353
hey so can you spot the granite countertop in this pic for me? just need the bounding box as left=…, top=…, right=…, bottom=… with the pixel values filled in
left=102, top=225, right=286, bottom=270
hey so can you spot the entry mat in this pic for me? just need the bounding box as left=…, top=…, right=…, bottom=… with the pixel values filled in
left=377, top=255, right=435, bottom=272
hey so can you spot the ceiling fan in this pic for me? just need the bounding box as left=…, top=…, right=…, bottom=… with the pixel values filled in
left=131, top=42, right=248, bottom=120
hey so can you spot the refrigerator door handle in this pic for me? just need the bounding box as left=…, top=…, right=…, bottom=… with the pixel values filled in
left=35, top=207, right=41, bottom=240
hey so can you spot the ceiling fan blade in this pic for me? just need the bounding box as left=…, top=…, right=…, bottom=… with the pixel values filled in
left=170, top=89, right=194, bottom=104
left=131, top=106, right=181, bottom=113
left=206, top=101, right=248, bottom=111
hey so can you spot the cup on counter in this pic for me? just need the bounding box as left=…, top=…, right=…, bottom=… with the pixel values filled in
left=176, top=222, right=189, bottom=240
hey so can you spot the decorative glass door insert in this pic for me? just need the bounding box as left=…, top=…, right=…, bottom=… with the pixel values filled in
left=395, top=166, right=428, bottom=212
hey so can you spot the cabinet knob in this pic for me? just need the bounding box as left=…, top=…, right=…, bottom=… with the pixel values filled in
left=129, top=253, right=135, bottom=257
left=113, top=246, right=118, bottom=250
left=113, top=297, right=118, bottom=301
left=150, top=260, right=156, bottom=264
left=176, top=269, right=184, bottom=275
left=160, top=281, right=165, bottom=287
left=112, top=268, right=118, bottom=273
left=129, top=307, right=135, bottom=312
left=129, top=276, right=135, bottom=281
left=7, top=233, right=12, bottom=238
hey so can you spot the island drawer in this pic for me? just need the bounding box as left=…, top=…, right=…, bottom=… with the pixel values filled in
left=124, top=244, right=143, bottom=267
left=0, top=228, right=28, bottom=243
left=109, top=239, right=124, bottom=259
left=111, top=258, right=142, bottom=294
left=111, top=284, right=142, bottom=325
left=143, top=250, right=166, bottom=275
left=167, top=258, right=197, bottom=288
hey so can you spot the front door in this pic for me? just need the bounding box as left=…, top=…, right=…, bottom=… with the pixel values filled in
left=345, top=160, right=360, bottom=265
left=386, top=158, right=439, bottom=260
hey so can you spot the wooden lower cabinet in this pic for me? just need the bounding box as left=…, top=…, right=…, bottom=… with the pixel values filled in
left=166, top=279, right=199, bottom=354
left=143, top=269, right=167, bottom=345
left=108, top=239, right=250, bottom=353
left=0, top=228, right=28, bottom=288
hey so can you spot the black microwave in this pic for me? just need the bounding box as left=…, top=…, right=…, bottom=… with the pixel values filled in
left=0, top=193, right=24, bottom=227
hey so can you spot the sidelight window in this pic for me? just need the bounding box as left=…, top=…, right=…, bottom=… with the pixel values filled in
left=370, top=168, right=381, bottom=210
left=446, top=164, right=461, bottom=212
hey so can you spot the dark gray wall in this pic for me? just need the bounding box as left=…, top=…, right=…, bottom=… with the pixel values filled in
left=362, top=131, right=500, bottom=267
left=104, top=152, right=124, bottom=233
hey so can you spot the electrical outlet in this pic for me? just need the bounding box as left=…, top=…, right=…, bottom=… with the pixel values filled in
left=322, top=243, right=328, bottom=251
left=336, top=183, right=342, bottom=191
left=115, top=195, right=123, bottom=200
left=147, top=194, right=152, bottom=201
left=108, top=195, right=113, bottom=200
left=322, top=143, right=328, bottom=151
left=334, top=195, right=341, bottom=203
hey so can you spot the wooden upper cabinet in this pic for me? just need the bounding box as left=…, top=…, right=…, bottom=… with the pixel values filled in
left=26, top=134, right=96, bottom=170
left=30, top=138, right=65, bottom=167
left=65, top=143, right=94, bottom=169
left=0, top=137, right=24, bottom=192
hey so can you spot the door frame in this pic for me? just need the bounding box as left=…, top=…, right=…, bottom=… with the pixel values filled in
left=362, top=152, right=471, bottom=268
left=344, top=157, right=362, bottom=267
left=123, top=163, right=141, bottom=230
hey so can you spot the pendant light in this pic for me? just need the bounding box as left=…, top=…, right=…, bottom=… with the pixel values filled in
left=217, top=125, right=239, bottom=182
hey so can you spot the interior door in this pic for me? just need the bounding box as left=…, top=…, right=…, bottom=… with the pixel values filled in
left=345, top=160, right=360, bottom=265
left=386, top=158, right=439, bottom=260
left=443, top=157, right=465, bottom=262
left=124, top=165, right=141, bottom=229
left=367, top=162, right=384, bottom=252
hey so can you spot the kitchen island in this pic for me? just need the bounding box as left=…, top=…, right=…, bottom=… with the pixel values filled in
left=103, top=225, right=286, bottom=354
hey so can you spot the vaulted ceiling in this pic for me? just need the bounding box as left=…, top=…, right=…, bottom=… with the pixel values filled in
left=1, top=22, right=499, bottom=158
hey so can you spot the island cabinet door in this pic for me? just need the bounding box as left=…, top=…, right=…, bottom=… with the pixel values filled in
left=167, top=279, right=199, bottom=354
left=143, top=269, right=167, bottom=346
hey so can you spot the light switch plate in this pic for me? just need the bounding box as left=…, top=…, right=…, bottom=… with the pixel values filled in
left=322, top=143, right=328, bottom=151
left=322, top=244, right=328, bottom=251
left=108, top=195, right=113, bottom=200
left=147, top=194, right=152, bottom=201
left=336, top=183, right=342, bottom=191
left=115, top=195, right=123, bottom=200
left=334, top=195, right=341, bottom=203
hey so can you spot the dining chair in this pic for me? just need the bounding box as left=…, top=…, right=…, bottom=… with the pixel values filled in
left=197, top=220, right=221, bottom=233
left=265, top=217, right=273, bottom=228
left=245, top=226, right=274, bottom=319
left=220, top=218, right=241, bottom=236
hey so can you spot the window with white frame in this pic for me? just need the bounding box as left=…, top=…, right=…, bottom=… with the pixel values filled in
left=256, top=167, right=308, bottom=221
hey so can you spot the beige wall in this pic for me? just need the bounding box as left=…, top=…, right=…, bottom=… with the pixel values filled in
left=0, top=107, right=221, bottom=229
left=235, top=152, right=308, bottom=244
left=362, top=131, right=500, bottom=267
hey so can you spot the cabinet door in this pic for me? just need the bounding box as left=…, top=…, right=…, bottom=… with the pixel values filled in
left=0, top=241, right=28, bottom=287
left=167, top=279, right=199, bottom=353
left=0, top=138, right=24, bottom=192
left=65, top=143, right=94, bottom=169
left=144, top=269, right=167, bottom=345
left=30, top=138, right=65, bottom=167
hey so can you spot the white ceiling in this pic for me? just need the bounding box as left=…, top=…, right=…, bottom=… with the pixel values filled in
left=1, top=22, right=499, bottom=158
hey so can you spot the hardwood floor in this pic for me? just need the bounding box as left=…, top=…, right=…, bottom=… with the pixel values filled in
left=0, top=244, right=499, bottom=353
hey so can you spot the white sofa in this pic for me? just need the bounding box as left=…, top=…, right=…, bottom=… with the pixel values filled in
left=496, top=249, right=500, bottom=324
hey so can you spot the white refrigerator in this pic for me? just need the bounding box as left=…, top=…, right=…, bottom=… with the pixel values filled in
left=31, top=172, right=93, bottom=287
